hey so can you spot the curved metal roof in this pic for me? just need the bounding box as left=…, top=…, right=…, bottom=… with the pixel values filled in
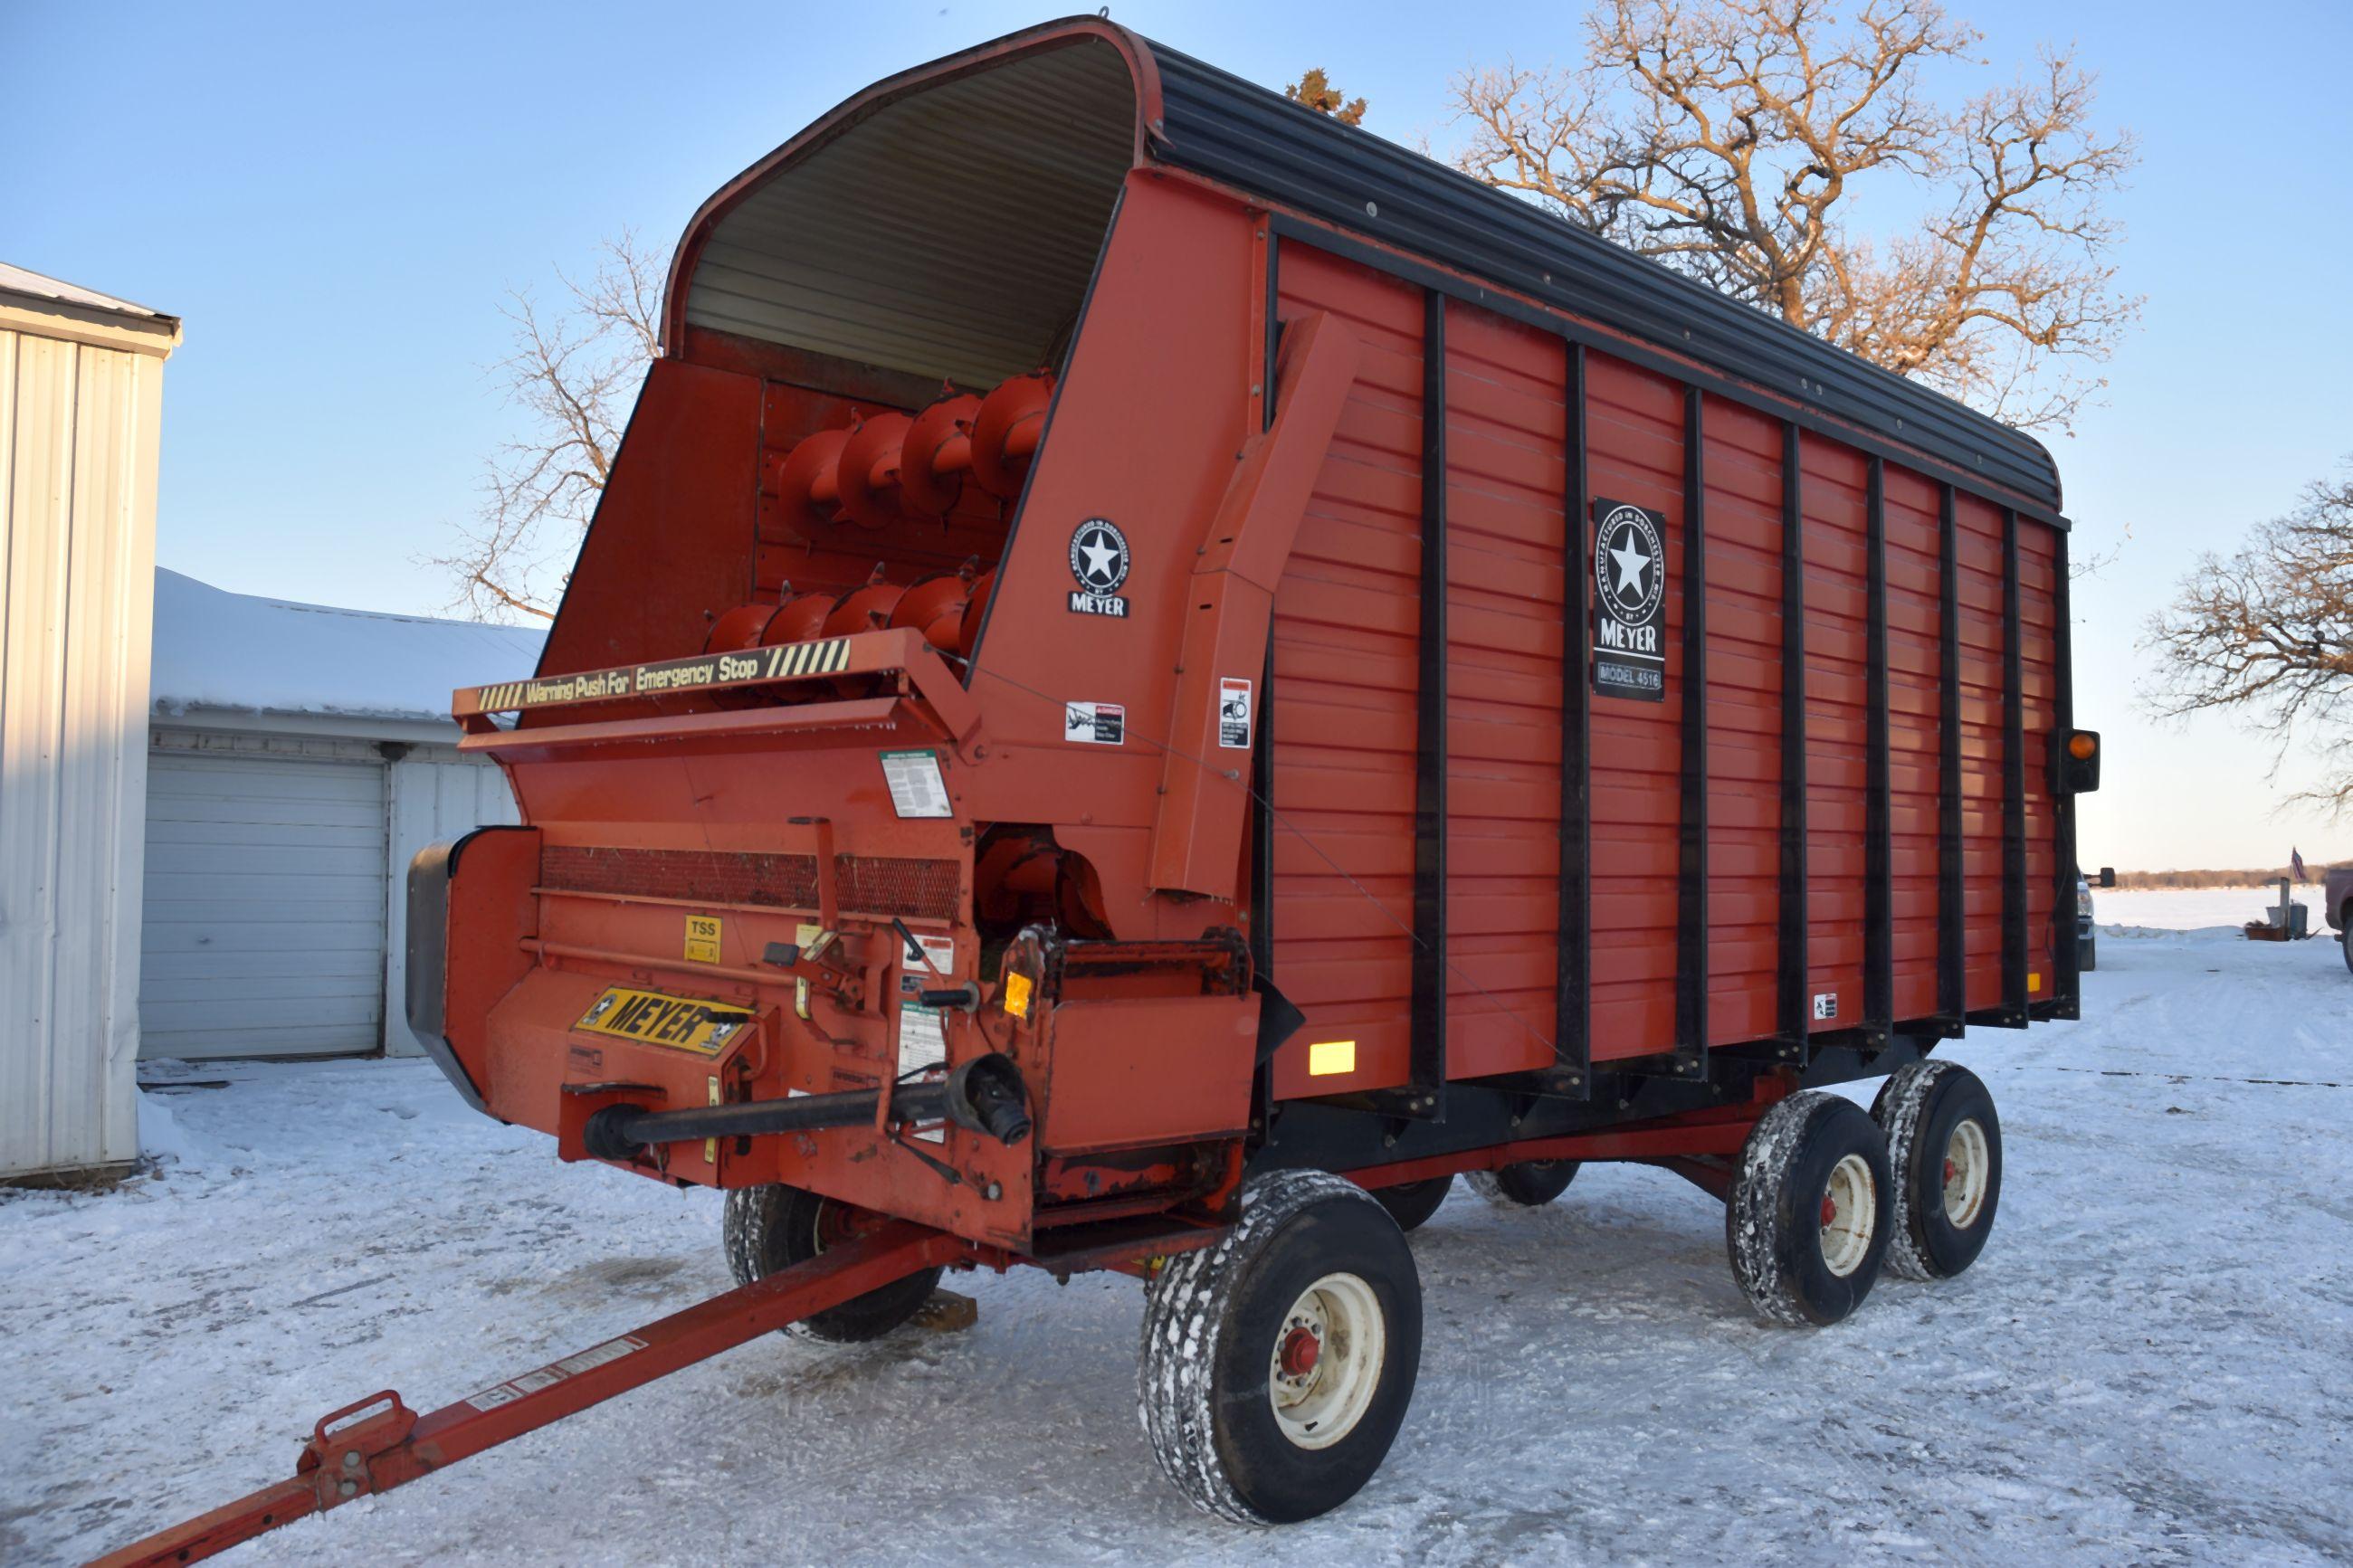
left=665, top=18, right=2062, bottom=518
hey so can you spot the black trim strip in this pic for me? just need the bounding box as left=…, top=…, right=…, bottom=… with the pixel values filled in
left=2052, top=527, right=2082, bottom=1018
left=1256, top=220, right=2065, bottom=533
left=1996, top=507, right=2030, bottom=1025
left=1557, top=343, right=1592, bottom=1094
left=1777, top=422, right=1809, bottom=1047
left=1934, top=484, right=1966, bottom=1030
left=1262, top=230, right=1280, bottom=434
left=1862, top=457, right=1895, bottom=1041
left=1674, top=387, right=1710, bottom=1074
left=1148, top=42, right=2062, bottom=516
left=1408, top=289, right=1449, bottom=1113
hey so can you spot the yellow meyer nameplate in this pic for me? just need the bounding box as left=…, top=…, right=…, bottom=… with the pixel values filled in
left=575, top=988, right=754, bottom=1055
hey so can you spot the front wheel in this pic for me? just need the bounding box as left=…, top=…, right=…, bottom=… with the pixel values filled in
left=722, top=1183, right=943, bottom=1342
left=1138, top=1171, right=1423, bottom=1524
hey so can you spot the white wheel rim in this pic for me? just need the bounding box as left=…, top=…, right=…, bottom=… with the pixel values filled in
left=1819, top=1153, right=1876, bottom=1277
left=1942, top=1118, right=1990, bottom=1228
left=1267, top=1271, right=1386, bottom=1450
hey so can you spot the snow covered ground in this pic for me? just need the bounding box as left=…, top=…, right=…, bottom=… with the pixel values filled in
left=2093, top=884, right=2333, bottom=934
left=5, top=923, right=2349, bottom=1566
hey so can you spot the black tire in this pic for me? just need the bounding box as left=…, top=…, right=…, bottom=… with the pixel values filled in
left=1726, top=1092, right=1892, bottom=1326
left=1369, top=1174, right=1452, bottom=1232
left=1138, top=1171, right=1423, bottom=1524
left=1464, top=1159, right=1579, bottom=1208
left=2340, top=917, right=2352, bottom=975
left=1871, top=1060, right=2002, bottom=1282
left=722, top=1183, right=943, bottom=1343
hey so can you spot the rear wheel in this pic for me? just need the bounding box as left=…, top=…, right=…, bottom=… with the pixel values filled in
left=1369, top=1174, right=1452, bottom=1232
left=722, top=1183, right=943, bottom=1342
left=1872, top=1061, right=2002, bottom=1281
left=1726, top=1092, right=1892, bottom=1326
left=1465, top=1159, right=1579, bottom=1208
left=1138, top=1171, right=1423, bottom=1524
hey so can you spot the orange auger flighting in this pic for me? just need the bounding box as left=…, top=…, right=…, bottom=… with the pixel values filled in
left=100, top=16, right=2101, bottom=1562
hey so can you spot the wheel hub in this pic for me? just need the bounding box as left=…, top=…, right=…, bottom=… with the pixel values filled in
left=1941, top=1117, right=1990, bottom=1227
left=1267, top=1271, right=1386, bottom=1451
left=1817, top=1152, right=1878, bottom=1278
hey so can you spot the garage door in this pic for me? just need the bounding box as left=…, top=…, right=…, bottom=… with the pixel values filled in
left=140, top=751, right=388, bottom=1059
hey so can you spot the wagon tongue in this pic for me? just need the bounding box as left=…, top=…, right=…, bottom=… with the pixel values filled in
left=89, top=1224, right=969, bottom=1568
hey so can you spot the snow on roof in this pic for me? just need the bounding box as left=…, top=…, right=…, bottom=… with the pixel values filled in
left=151, top=568, right=545, bottom=726
left=0, top=261, right=174, bottom=323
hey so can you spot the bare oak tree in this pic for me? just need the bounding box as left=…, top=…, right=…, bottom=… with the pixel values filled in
left=431, top=231, right=662, bottom=620
left=2147, top=468, right=2353, bottom=812
left=1447, top=0, right=2138, bottom=432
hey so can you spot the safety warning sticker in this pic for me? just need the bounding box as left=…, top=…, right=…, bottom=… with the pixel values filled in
left=880, top=748, right=952, bottom=818
left=897, top=931, right=957, bottom=1142
left=1217, top=677, right=1253, bottom=749
left=1063, top=700, right=1125, bottom=745
left=464, top=1335, right=649, bottom=1411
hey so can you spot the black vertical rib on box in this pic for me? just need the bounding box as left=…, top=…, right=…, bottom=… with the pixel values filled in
left=1556, top=343, right=1592, bottom=1092
left=1777, top=422, right=1810, bottom=1048
left=1674, top=387, right=1710, bottom=1072
left=1996, top=507, right=2029, bottom=1025
left=2051, top=526, right=2081, bottom=1019
left=1408, top=289, right=1449, bottom=1112
left=1936, top=483, right=1966, bottom=1031
left=1862, top=458, right=1895, bottom=1041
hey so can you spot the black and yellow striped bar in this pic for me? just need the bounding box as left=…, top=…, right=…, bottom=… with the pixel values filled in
left=459, top=637, right=853, bottom=717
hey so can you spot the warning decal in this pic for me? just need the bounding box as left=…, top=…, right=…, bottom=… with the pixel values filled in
left=1217, top=678, right=1253, bottom=749
left=880, top=748, right=952, bottom=818
left=465, top=1335, right=649, bottom=1412
left=467, top=638, right=851, bottom=715
left=1063, top=700, right=1126, bottom=745
left=1591, top=498, right=1668, bottom=703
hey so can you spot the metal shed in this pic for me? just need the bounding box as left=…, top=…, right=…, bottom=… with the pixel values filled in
left=143, top=570, right=543, bottom=1060
left=0, top=262, right=178, bottom=1182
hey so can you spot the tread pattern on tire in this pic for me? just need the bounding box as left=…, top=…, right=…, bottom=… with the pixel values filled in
left=722, top=1183, right=941, bottom=1342
left=1725, top=1092, right=1833, bottom=1326
left=1137, top=1169, right=1383, bottom=1525
left=1872, top=1060, right=1952, bottom=1283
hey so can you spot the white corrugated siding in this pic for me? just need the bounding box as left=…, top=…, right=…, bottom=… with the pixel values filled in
left=383, top=752, right=519, bottom=1057
left=138, top=750, right=388, bottom=1059
left=0, top=318, right=166, bottom=1177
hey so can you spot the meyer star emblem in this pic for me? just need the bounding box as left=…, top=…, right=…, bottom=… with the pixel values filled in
left=1610, top=529, right=1651, bottom=601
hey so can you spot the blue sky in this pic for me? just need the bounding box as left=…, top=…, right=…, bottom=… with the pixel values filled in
left=6, top=0, right=2349, bottom=869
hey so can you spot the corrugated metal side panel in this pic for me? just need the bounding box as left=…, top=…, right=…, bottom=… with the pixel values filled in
left=1440, top=300, right=1569, bottom=1079
left=2020, top=522, right=2062, bottom=984
left=1954, top=492, right=2009, bottom=1010
left=1586, top=351, right=1688, bottom=1062
left=1265, top=247, right=1425, bottom=1098
left=1883, top=466, right=1945, bottom=1020
left=383, top=754, right=519, bottom=1058
left=139, top=752, right=388, bottom=1060
left=1798, top=432, right=1872, bottom=1031
left=1698, top=396, right=1786, bottom=1045
left=1141, top=39, right=2062, bottom=518
left=0, top=329, right=156, bottom=1176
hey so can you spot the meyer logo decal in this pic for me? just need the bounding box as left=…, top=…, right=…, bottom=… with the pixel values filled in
left=1067, top=518, right=1131, bottom=617
left=1591, top=499, right=1669, bottom=702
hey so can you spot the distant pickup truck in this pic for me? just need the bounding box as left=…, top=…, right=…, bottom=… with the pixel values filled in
left=2327, top=866, right=2353, bottom=971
